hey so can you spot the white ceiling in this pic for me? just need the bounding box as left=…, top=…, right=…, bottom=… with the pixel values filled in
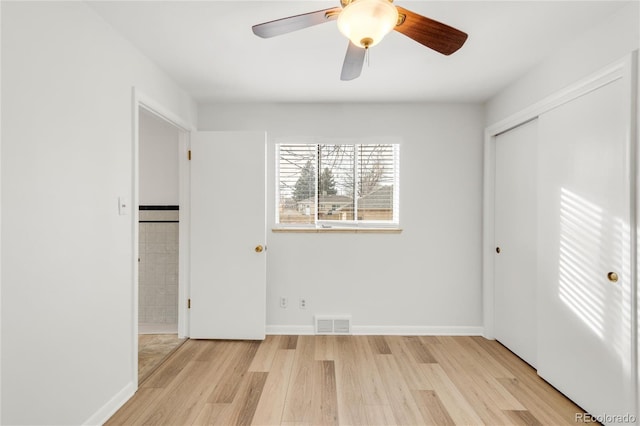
left=88, top=1, right=630, bottom=104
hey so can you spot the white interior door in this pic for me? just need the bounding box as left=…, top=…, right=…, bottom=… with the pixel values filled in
left=190, top=131, right=266, bottom=340
left=537, top=77, right=634, bottom=421
left=494, top=119, right=538, bottom=368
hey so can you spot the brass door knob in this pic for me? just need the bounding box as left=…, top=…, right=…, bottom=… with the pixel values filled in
left=255, top=245, right=264, bottom=253
left=607, top=272, right=619, bottom=283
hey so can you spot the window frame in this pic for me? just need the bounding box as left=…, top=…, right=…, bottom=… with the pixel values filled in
left=275, top=139, right=400, bottom=230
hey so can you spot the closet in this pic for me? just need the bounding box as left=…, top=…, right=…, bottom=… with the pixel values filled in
left=491, top=55, right=636, bottom=423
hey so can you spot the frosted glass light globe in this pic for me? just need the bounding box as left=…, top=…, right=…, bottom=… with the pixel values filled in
left=337, top=0, right=399, bottom=49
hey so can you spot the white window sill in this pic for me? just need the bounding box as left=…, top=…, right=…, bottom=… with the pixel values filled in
left=271, top=227, right=402, bottom=234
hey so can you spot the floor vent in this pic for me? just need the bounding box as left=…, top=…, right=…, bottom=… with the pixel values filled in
left=314, top=315, right=352, bottom=335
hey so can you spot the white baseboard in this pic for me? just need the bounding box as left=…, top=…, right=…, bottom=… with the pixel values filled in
left=266, top=324, right=484, bottom=336
left=352, top=325, right=485, bottom=336
left=266, top=325, right=315, bottom=335
left=83, top=381, right=136, bottom=426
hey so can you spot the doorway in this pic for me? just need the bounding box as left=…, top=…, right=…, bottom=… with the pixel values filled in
left=138, top=109, right=180, bottom=334
left=135, top=102, right=190, bottom=384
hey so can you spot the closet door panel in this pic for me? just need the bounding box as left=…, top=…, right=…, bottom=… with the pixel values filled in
left=537, top=77, right=633, bottom=421
left=494, top=119, right=538, bottom=368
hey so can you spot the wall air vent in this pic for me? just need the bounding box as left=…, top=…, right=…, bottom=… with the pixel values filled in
left=314, top=315, right=352, bottom=335
left=316, top=319, right=334, bottom=334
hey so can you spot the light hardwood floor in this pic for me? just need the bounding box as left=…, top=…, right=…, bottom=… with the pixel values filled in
left=108, top=335, right=587, bottom=425
left=138, top=334, right=186, bottom=384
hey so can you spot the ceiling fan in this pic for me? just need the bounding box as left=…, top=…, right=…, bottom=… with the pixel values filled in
left=252, top=0, right=468, bottom=81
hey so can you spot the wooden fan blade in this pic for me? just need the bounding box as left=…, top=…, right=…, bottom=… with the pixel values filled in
left=252, top=7, right=342, bottom=38
left=394, top=6, right=468, bottom=55
left=341, top=42, right=366, bottom=81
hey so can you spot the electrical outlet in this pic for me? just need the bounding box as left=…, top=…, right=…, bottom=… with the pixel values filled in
left=299, top=298, right=307, bottom=309
left=280, top=297, right=288, bottom=309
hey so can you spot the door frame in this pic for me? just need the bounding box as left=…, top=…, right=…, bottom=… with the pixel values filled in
left=131, top=88, right=194, bottom=387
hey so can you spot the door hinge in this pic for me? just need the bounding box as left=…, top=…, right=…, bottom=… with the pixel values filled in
left=188, top=298, right=191, bottom=309
left=188, top=150, right=191, bottom=161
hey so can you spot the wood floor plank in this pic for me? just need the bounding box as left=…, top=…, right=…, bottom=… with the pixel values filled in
left=134, top=360, right=217, bottom=425
left=125, top=340, right=235, bottom=424
left=504, top=409, right=544, bottom=426
left=498, top=377, right=578, bottom=425
left=451, top=336, right=518, bottom=379
left=144, top=341, right=238, bottom=425
left=418, top=335, right=443, bottom=346
left=279, top=335, right=298, bottom=350
left=108, top=336, right=592, bottom=426
left=141, top=339, right=205, bottom=389
left=227, top=372, right=269, bottom=425
left=105, top=388, right=163, bottom=425
left=364, top=404, right=397, bottom=426
left=403, top=336, right=437, bottom=363
left=191, top=403, right=230, bottom=425
left=334, top=336, right=369, bottom=425
left=411, top=389, right=456, bottom=426
left=314, top=335, right=336, bottom=360
left=352, top=336, right=389, bottom=406
left=249, top=335, right=281, bottom=372
left=281, top=335, right=315, bottom=423
left=472, top=337, right=585, bottom=424
left=419, top=363, right=485, bottom=425
left=374, top=354, right=426, bottom=425
left=368, top=335, right=392, bottom=355
left=437, top=337, right=526, bottom=410
left=311, top=360, right=339, bottom=425
left=207, top=341, right=260, bottom=403
left=427, top=337, right=519, bottom=424
left=384, top=336, right=432, bottom=391
left=194, top=339, right=225, bottom=362
left=252, top=349, right=296, bottom=426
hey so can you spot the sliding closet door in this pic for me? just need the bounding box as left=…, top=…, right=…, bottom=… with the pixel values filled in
left=537, top=77, right=633, bottom=420
left=494, top=119, right=538, bottom=368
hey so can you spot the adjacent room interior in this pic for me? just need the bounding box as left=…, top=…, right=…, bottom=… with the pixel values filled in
left=137, top=108, right=186, bottom=383
left=1, top=1, right=639, bottom=425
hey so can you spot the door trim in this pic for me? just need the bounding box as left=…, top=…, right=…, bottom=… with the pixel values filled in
left=131, top=88, right=194, bottom=389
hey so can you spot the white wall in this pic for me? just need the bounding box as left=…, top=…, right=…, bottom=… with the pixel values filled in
left=485, top=1, right=639, bottom=125
left=198, top=102, right=485, bottom=333
left=1, top=2, right=196, bottom=425
left=139, top=109, right=180, bottom=205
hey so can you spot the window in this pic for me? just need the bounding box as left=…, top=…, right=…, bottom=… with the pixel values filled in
left=276, top=142, right=399, bottom=227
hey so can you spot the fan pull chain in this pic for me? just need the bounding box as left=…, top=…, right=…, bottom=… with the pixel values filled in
left=365, top=47, right=370, bottom=67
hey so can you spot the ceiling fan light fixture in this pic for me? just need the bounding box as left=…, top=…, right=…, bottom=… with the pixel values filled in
left=337, top=0, right=398, bottom=48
